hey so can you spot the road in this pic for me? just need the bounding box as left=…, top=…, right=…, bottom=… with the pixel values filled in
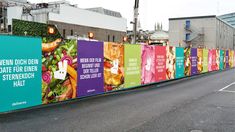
left=0, top=69, right=235, bottom=132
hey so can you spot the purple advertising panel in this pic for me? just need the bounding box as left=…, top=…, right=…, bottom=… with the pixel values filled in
left=77, top=40, right=104, bottom=97
left=191, top=48, right=198, bottom=75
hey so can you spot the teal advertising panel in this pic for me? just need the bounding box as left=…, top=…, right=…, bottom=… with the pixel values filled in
left=124, top=44, right=141, bottom=88
left=0, top=36, right=42, bottom=112
left=175, top=47, right=184, bottom=78
left=220, top=50, right=224, bottom=70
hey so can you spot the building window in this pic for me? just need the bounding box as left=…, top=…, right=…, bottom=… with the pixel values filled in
left=71, top=30, right=73, bottom=36
left=8, top=25, right=11, bottom=32
left=185, top=20, right=190, bottom=29
left=63, top=29, right=66, bottom=38
left=113, top=35, right=115, bottom=42
left=108, top=35, right=110, bottom=42
left=185, top=33, right=190, bottom=41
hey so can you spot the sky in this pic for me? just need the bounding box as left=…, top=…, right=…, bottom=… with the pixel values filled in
left=29, top=0, right=235, bottom=31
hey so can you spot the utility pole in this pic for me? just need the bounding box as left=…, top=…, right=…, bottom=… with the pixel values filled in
left=132, top=0, right=139, bottom=44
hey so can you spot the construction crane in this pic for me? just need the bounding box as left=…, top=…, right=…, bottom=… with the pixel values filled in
left=132, top=0, right=139, bottom=44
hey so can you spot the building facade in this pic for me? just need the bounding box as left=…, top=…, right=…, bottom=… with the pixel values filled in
left=169, top=15, right=234, bottom=49
left=2, top=0, right=127, bottom=42
left=0, top=0, right=30, bottom=33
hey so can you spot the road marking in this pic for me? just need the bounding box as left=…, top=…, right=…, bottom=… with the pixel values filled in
left=221, top=90, right=235, bottom=93
left=219, top=82, right=235, bottom=92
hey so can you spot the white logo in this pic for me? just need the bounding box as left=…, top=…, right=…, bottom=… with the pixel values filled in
left=54, top=60, right=68, bottom=80
left=145, top=58, right=152, bottom=71
left=111, top=59, right=119, bottom=74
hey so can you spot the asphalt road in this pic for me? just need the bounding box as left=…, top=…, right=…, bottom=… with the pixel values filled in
left=1, top=69, right=235, bottom=132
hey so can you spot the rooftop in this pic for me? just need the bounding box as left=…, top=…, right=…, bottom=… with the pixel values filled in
left=86, top=7, right=122, bottom=18
left=169, top=15, right=216, bottom=20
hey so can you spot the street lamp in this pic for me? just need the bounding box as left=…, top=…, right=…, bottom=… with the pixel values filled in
left=88, top=32, right=94, bottom=39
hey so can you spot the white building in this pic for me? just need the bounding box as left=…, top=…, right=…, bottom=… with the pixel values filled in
left=5, top=0, right=127, bottom=42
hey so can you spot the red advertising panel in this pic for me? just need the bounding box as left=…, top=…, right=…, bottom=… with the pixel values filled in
left=155, top=46, right=166, bottom=82
left=211, top=49, right=217, bottom=71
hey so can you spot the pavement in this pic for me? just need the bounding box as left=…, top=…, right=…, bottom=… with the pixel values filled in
left=0, top=69, right=235, bottom=132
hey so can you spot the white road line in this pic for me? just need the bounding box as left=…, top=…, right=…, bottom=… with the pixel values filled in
left=221, top=90, right=235, bottom=93
left=219, top=82, right=235, bottom=92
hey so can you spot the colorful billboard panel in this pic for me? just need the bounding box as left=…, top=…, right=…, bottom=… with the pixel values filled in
left=208, top=50, right=213, bottom=72
left=202, top=49, right=208, bottom=73
left=226, top=50, right=229, bottom=69
left=184, top=48, right=191, bottom=76
left=104, top=42, right=124, bottom=92
left=166, top=46, right=176, bottom=80
left=155, top=46, right=166, bottom=82
left=175, top=47, right=185, bottom=79
left=42, top=39, right=77, bottom=104
left=191, top=48, right=198, bottom=75
left=124, top=44, right=141, bottom=88
left=77, top=41, right=104, bottom=97
left=0, top=36, right=42, bottom=112
left=211, top=49, right=217, bottom=71
left=234, top=50, right=235, bottom=68
left=141, top=45, right=156, bottom=84
left=197, top=48, right=203, bottom=73
left=229, top=50, right=234, bottom=68
left=216, top=49, right=220, bottom=71
left=220, top=50, right=224, bottom=70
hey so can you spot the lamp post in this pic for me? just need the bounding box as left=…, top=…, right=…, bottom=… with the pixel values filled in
left=132, top=0, right=139, bottom=44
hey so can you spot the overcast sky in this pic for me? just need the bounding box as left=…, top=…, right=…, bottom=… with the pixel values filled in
left=29, top=0, right=235, bottom=30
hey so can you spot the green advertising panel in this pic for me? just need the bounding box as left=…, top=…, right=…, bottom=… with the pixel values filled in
left=0, top=36, right=42, bottom=112
left=124, top=44, right=141, bottom=88
left=203, top=49, right=208, bottom=73
left=175, top=47, right=184, bottom=78
left=220, top=50, right=224, bottom=70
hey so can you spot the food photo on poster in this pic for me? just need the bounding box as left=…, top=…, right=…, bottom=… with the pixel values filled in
left=141, top=45, right=156, bottom=84
left=104, top=42, right=124, bottom=92
left=166, top=46, right=176, bottom=80
left=229, top=50, right=234, bottom=68
left=42, top=39, right=78, bottom=104
left=208, top=50, right=213, bottom=72
left=197, top=48, right=203, bottom=73
left=184, top=48, right=191, bottom=76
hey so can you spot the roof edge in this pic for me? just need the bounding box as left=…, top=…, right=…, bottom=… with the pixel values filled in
left=169, top=15, right=216, bottom=20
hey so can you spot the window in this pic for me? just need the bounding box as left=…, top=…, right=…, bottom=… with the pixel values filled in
left=8, top=25, right=11, bottom=32
left=63, top=29, right=66, bottom=38
left=186, top=20, right=190, bottom=29
left=185, top=33, right=190, bottom=41
left=108, top=35, right=110, bottom=42
left=71, top=30, right=73, bottom=36
left=113, top=35, right=115, bottom=42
